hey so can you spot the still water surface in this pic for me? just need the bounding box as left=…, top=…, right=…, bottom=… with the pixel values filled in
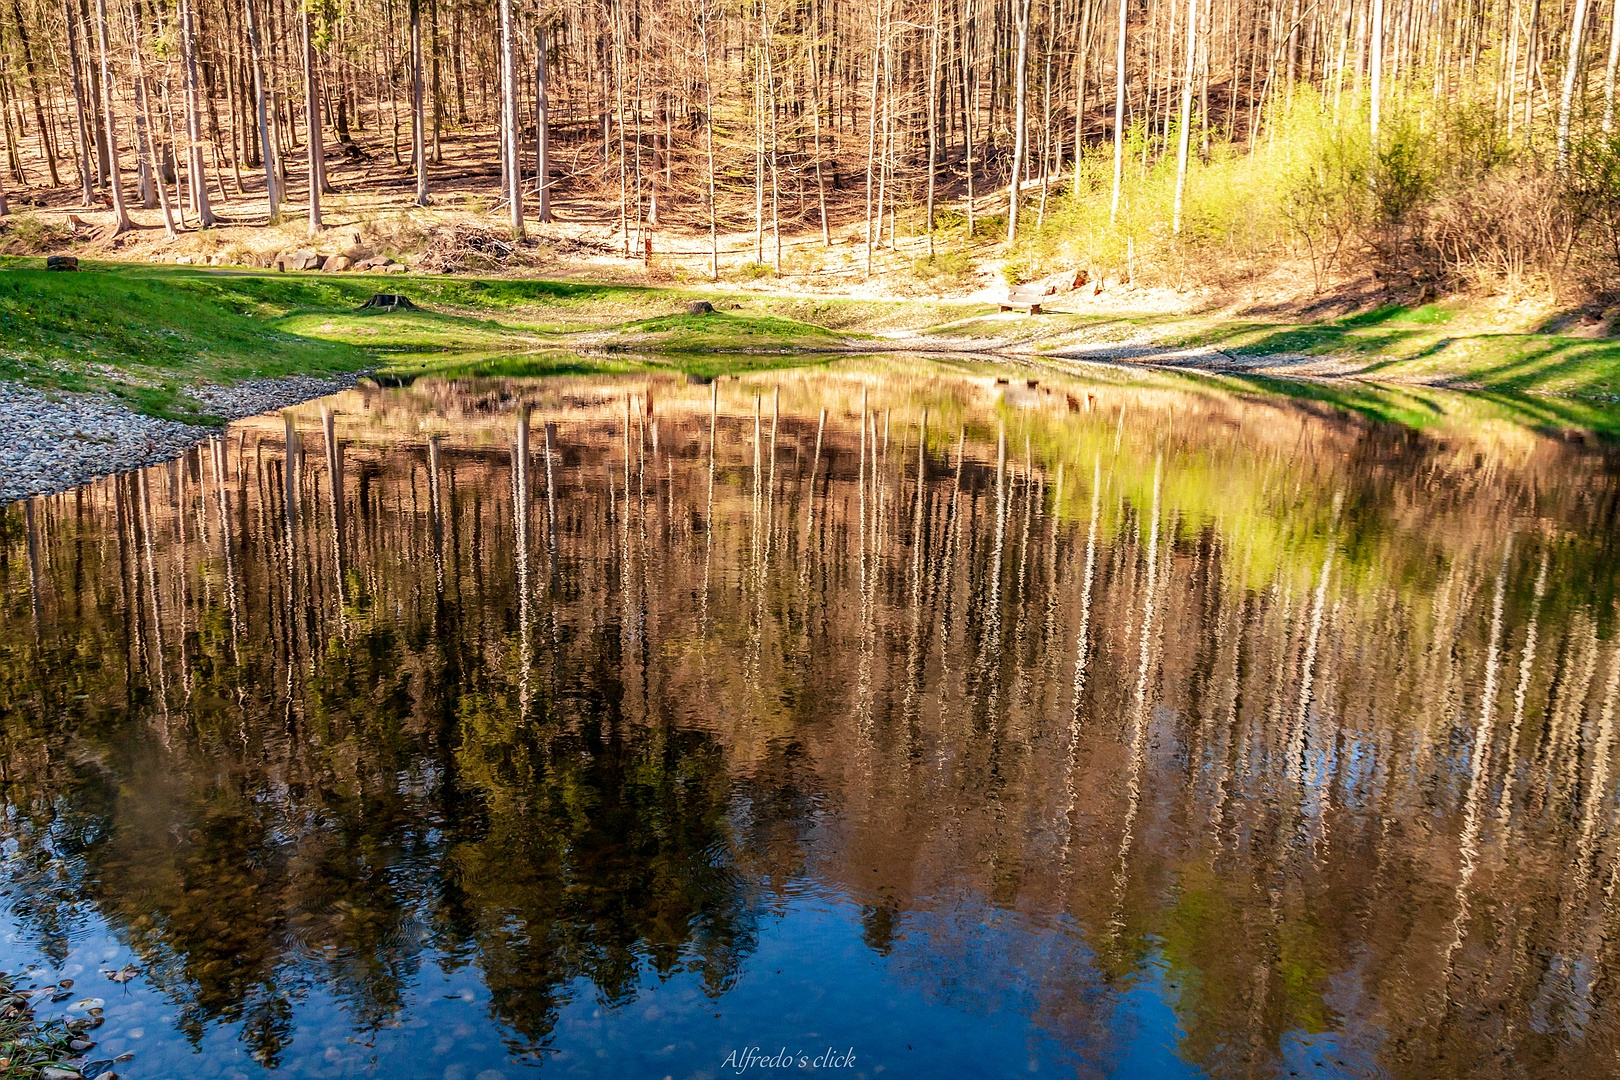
left=2, top=360, right=1619, bottom=1079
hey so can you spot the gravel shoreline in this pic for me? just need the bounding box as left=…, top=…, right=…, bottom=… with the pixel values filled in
left=1, top=374, right=363, bottom=505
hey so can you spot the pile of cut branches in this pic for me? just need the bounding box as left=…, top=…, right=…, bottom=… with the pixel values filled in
left=414, top=224, right=539, bottom=274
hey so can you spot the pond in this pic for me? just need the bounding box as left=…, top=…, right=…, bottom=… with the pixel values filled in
left=1, top=358, right=1618, bottom=1079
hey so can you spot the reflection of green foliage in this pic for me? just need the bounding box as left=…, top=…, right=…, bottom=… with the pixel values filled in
left=451, top=668, right=760, bottom=1046
left=1154, top=866, right=1332, bottom=1066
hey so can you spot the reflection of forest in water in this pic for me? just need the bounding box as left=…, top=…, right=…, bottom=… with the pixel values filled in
left=1, top=362, right=1619, bottom=1076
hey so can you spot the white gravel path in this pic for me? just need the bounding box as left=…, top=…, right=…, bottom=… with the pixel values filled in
left=1, top=374, right=362, bottom=505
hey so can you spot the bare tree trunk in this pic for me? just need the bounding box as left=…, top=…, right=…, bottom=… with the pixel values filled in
left=301, top=0, right=322, bottom=232
left=429, top=0, right=442, bottom=162
left=536, top=20, right=551, bottom=222
left=1005, top=0, right=1030, bottom=243
left=1556, top=0, right=1590, bottom=167
left=411, top=0, right=429, bottom=204
left=62, top=0, right=94, bottom=203
left=764, top=4, right=782, bottom=271
left=1523, top=0, right=1540, bottom=133
left=499, top=0, right=523, bottom=235
left=180, top=0, right=216, bottom=224
left=700, top=0, right=718, bottom=276
left=1369, top=0, right=1383, bottom=143
left=1603, top=0, right=1620, bottom=132
left=244, top=0, right=281, bottom=216
left=1110, top=0, right=1127, bottom=222
left=864, top=0, right=882, bottom=274
left=960, top=0, right=976, bottom=233
left=926, top=0, right=941, bottom=251
left=1072, top=0, right=1093, bottom=184
left=93, top=0, right=131, bottom=230
left=128, top=3, right=177, bottom=236
left=1173, top=0, right=1199, bottom=232
left=10, top=0, right=59, bottom=186
left=807, top=37, right=829, bottom=245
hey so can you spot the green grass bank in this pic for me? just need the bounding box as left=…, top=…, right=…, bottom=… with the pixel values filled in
left=4, top=259, right=1620, bottom=427
left=0, top=259, right=914, bottom=420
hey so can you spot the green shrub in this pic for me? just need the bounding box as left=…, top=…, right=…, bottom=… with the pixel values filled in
left=1012, top=83, right=1620, bottom=298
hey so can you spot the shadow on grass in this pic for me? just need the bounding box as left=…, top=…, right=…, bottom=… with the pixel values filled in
left=1192, top=370, right=1620, bottom=438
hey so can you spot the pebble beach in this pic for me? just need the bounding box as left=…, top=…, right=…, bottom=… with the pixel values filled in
left=0, top=374, right=362, bottom=505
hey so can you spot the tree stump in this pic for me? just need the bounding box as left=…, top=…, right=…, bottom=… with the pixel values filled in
left=359, top=294, right=418, bottom=311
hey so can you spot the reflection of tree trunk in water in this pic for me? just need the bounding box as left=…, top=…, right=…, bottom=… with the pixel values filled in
left=137, top=470, right=171, bottom=723
left=702, top=383, right=716, bottom=644
left=1109, top=455, right=1162, bottom=944
left=1209, top=586, right=1254, bottom=850
left=515, top=406, right=532, bottom=716
left=1260, top=583, right=1297, bottom=772
left=799, top=407, right=826, bottom=601
left=975, top=425, right=1009, bottom=763
left=1286, top=499, right=1337, bottom=786
left=1575, top=646, right=1619, bottom=900
left=544, top=422, right=558, bottom=575
left=750, top=394, right=762, bottom=592
left=855, top=400, right=879, bottom=762
left=170, top=463, right=194, bottom=703
left=113, top=474, right=140, bottom=707
left=429, top=436, right=445, bottom=600
left=1010, top=437, right=1035, bottom=716
left=211, top=437, right=242, bottom=663
left=765, top=387, right=779, bottom=570
left=635, top=401, right=652, bottom=727
left=1041, top=463, right=1064, bottom=684
left=1538, top=616, right=1599, bottom=818
left=1539, top=639, right=1620, bottom=1025
left=903, top=410, right=929, bottom=736
left=1443, top=534, right=1514, bottom=979
left=1059, top=458, right=1103, bottom=868
left=1496, top=549, right=1548, bottom=822
left=936, top=429, right=966, bottom=686
left=282, top=413, right=301, bottom=729
left=23, top=499, right=42, bottom=638
left=322, top=407, right=347, bottom=620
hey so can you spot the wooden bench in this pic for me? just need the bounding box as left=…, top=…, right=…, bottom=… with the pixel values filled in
left=999, top=286, right=1048, bottom=314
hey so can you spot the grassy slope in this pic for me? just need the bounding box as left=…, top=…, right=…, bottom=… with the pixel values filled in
left=1158, top=303, right=1620, bottom=400
left=922, top=301, right=1620, bottom=403
left=0, top=259, right=897, bottom=419
left=6, top=258, right=1620, bottom=430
